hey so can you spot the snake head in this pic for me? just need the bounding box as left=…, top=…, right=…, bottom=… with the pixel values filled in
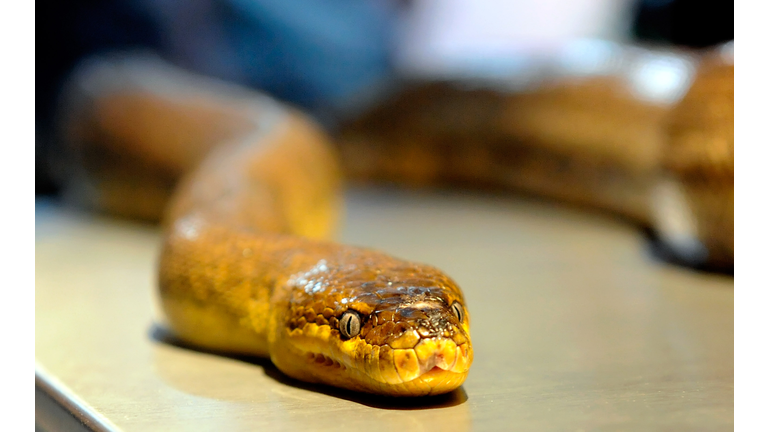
left=271, top=256, right=473, bottom=396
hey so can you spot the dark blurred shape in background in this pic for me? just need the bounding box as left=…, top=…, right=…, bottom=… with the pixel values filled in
left=37, top=1, right=161, bottom=195
left=632, top=0, right=734, bottom=47
left=36, top=0, right=399, bottom=194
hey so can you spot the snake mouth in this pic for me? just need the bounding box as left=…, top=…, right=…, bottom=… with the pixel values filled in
left=420, top=365, right=458, bottom=379
left=406, top=339, right=472, bottom=381
left=401, top=362, right=470, bottom=396
left=421, top=365, right=454, bottom=379
left=302, top=339, right=471, bottom=383
left=282, top=323, right=471, bottom=395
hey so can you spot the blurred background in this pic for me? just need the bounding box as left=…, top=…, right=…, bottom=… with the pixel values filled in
left=35, top=0, right=734, bottom=269
left=36, top=0, right=733, bottom=192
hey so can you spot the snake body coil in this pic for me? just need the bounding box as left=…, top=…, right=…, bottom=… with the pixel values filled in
left=67, top=57, right=474, bottom=396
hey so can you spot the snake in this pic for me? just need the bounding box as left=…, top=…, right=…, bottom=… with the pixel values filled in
left=57, top=55, right=473, bottom=397
left=54, top=42, right=732, bottom=396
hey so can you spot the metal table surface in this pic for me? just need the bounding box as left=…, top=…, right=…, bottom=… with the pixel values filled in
left=35, top=188, right=733, bottom=431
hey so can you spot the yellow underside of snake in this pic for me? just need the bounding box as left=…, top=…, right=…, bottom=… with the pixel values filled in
left=93, top=62, right=478, bottom=396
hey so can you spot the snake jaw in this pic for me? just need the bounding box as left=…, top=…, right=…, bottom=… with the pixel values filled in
left=276, top=320, right=472, bottom=396
left=389, top=338, right=473, bottom=395
left=414, top=338, right=459, bottom=374
left=402, top=338, right=472, bottom=380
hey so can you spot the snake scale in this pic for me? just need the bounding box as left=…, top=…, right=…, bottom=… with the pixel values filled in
left=54, top=42, right=732, bottom=396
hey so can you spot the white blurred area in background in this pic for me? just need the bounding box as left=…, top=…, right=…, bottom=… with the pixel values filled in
left=395, top=0, right=637, bottom=74
left=393, top=0, right=696, bottom=105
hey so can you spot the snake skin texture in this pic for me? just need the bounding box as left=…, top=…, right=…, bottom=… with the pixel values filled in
left=58, top=55, right=473, bottom=396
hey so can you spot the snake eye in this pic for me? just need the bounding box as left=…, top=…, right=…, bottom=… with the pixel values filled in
left=450, top=302, right=464, bottom=323
left=339, top=310, right=362, bottom=339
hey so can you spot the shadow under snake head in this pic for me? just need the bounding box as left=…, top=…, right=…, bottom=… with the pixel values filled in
left=269, top=255, right=473, bottom=397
